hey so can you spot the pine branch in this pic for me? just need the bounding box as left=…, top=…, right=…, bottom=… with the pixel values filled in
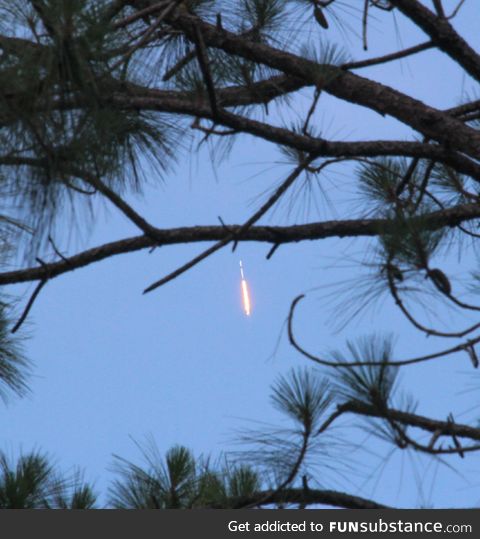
left=80, top=174, right=158, bottom=238
left=318, top=401, right=480, bottom=443
left=162, top=8, right=480, bottom=159
left=390, top=0, right=480, bottom=82
left=343, top=41, right=434, bottom=70
left=2, top=202, right=480, bottom=287
left=108, top=95, right=480, bottom=181
left=113, top=1, right=174, bottom=29
left=231, top=487, right=391, bottom=509
left=143, top=162, right=311, bottom=293
left=288, top=295, right=480, bottom=368
left=385, top=263, right=480, bottom=339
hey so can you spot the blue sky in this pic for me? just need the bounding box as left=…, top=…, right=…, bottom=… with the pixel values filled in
left=2, top=1, right=480, bottom=508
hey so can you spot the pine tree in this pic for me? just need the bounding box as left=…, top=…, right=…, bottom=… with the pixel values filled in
left=1, top=0, right=480, bottom=508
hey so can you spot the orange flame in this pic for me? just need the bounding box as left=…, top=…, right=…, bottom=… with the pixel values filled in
left=241, top=279, right=251, bottom=316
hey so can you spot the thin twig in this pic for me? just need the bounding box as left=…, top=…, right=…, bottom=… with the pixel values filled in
left=113, top=1, right=172, bottom=29
left=302, top=88, right=322, bottom=135
left=241, top=427, right=311, bottom=509
left=395, top=154, right=423, bottom=197
left=80, top=173, right=158, bottom=239
left=316, top=400, right=480, bottom=441
left=11, top=258, right=49, bottom=334
left=362, top=0, right=369, bottom=51
left=342, top=41, right=434, bottom=70
left=110, top=1, right=177, bottom=71
left=385, top=263, right=480, bottom=338
left=48, top=235, right=73, bottom=268
left=411, top=159, right=435, bottom=211
left=143, top=162, right=311, bottom=294
left=191, top=119, right=236, bottom=138
left=163, top=49, right=196, bottom=81
left=447, top=0, right=466, bottom=19
left=288, top=294, right=480, bottom=368
left=266, top=243, right=281, bottom=259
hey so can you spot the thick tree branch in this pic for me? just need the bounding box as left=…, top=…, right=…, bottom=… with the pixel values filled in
left=390, top=0, right=480, bottom=82
left=321, top=401, right=480, bottom=443
left=110, top=94, right=480, bottom=181
left=231, top=487, right=391, bottom=509
left=3, top=34, right=480, bottom=178
left=2, top=202, right=480, bottom=286
left=161, top=6, right=480, bottom=159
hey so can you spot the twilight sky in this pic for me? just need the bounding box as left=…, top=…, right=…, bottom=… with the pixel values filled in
left=2, top=1, right=480, bottom=508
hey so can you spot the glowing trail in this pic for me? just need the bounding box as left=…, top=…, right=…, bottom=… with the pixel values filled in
left=239, top=260, right=252, bottom=316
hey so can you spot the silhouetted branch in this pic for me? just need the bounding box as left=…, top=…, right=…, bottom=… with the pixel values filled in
left=317, top=401, right=480, bottom=443
left=288, top=295, right=480, bottom=368
left=232, top=487, right=391, bottom=509
left=390, top=0, right=480, bottom=82
left=163, top=8, right=480, bottom=159
left=143, top=162, right=311, bottom=293
left=343, top=41, right=435, bottom=70
left=11, top=256, right=49, bottom=334
left=2, top=201, right=480, bottom=287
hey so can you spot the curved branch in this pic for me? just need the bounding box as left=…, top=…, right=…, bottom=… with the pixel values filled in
left=288, top=295, right=480, bottom=368
left=390, top=0, right=480, bottom=82
left=243, top=425, right=312, bottom=509
left=385, top=264, right=480, bottom=339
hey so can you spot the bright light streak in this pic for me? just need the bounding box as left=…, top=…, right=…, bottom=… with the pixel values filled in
left=241, top=278, right=251, bottom=316
left=239, top=260, right=252, bottom=316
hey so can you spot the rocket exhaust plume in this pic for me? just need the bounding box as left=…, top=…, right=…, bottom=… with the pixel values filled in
left=239, top=261, right=251, bottom=316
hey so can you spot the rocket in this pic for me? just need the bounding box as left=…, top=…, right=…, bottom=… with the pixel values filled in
left=239, top=260, right=251, bottom=316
